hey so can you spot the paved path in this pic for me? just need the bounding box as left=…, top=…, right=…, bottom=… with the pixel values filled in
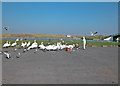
left=2, top=47, right=118, bottom=84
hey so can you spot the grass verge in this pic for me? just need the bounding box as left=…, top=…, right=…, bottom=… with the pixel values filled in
left=1, top=40, right=120, bottom=48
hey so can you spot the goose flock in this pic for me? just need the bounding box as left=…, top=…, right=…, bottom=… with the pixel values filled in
left=3, top=40, right=76, bottom=51
left=2, top=39, right=80, bottom=59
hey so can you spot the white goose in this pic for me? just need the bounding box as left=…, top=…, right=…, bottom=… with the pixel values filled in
left=52, top=45, right=58, bottom=51
left=3, top=52, right=10, bottom=59
left=61, top=44, right=67, bottom=49
left=16, top=38, right=19, bottom=41
left=3, top=41, right=9, bottom=48
left=38, top=42, right=46, bottom=50
left=56, top=42, right=61, bottom=50
left=3, top=41, right=11, bottom=48
left=45, top=44, right=58, bottom=51
left=27, top=41, right=31, bottom=47
left=8, top=42, right=11, bottom=47
left=27, top=40, right=38, bottom=50
left=66, top=44, right=75, bottom=50
left=57, top=42, right=66, bottom=50
left=11, top=41, right=17, bottom=47
left=21, top=42, right=27, bottom=48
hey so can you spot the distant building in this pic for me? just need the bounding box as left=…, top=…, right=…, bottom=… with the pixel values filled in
left=66, top=35, right=71, bottom=38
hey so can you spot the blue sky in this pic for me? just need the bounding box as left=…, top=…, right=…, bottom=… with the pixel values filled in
left=2, top=2, right=118, bottom=35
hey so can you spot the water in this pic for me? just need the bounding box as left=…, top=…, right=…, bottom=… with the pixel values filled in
left=2, top=38, right=115, bottom=42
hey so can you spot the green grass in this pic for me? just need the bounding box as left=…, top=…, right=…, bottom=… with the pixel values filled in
left=2, top=33, right=110, bottom=40
left=86, top=41, right=119, bottom=47
left=2, top=34, right=67, bottom=39
left=1, top=33, right=119, bottom=48
left=1, top=40, right=120, bottom=48
left=75, top=35, right=110, bottom=40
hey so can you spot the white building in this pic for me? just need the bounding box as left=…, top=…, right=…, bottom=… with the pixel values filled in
left=66, top=35, right=71, bottom=38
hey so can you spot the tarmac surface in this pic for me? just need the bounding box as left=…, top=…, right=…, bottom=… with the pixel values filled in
left=2, top=47, right=118, bottom=84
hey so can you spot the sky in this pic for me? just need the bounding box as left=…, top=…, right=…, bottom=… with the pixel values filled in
left=2, top=2, right=118, bottom=35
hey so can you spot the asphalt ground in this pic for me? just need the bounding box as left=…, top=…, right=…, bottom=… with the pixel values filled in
left=2, top=47, right=118, bottom=84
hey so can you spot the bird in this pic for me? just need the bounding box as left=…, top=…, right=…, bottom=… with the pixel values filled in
left=56, top=42, right=67, bottom=50
left=26, top=41, right=31, bottom=47
left=18, top=52, right=21, bottom=56
left=11, top=41, right=17, bottom=47
left=3, top=52, right=10, bottom=59
left=3, top=41, right=9, bottom=48
left=90, top=31, right=98, bottom=36
left=23, top=49, right=27, bottom=53
left=2, top=27, right=8, bottom=30
left=14, top=48, right=17, bottom=52
left=66, top=44, right=75, bottom=50
left=16, top=38, right=19, bottom=42
left=34, top=49, right=38, bottom=53
left=27, top=40, right=38, bottom=50
left=8, top=42, right=11, bottom=47
left=35, top=49, right=38, bottom=51
left=16, top=52, right=21, bottom=58
left=45, top=44, right=58, bottom=51
left=3, top=41, right=11, bottom=48
left=21, top=42, right=27, bottom=48
left=47, top=42, right=50, bottom=45
left=38, top=42, right=46, bottom=50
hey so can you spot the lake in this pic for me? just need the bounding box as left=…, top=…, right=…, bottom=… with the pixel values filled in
left=2, top=38, right=115, bottom=42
